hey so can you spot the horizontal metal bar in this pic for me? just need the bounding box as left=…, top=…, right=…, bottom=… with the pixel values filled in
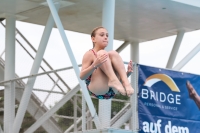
left=0, top=65, right=81, bottom=85
left=54, top=114, right=80, bottom=120
left=32, top=88, right=65, bottom=94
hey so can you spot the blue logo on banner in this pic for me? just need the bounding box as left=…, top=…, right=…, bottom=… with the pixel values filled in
left=144, top=73, right=180, bottom=92
left=140, top=73, right=182, bottom=114
left=138, top=64, right=200, bottom=133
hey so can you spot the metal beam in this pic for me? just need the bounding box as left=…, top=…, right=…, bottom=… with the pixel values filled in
left=1, top=18, right=71, bottom=92
left=64, top=111, right=90, bottom=133
left=32, top=88, right=65, bottom=94
left=0, top=22, right=66, bottom=91
left=33, top=79, right=59, bottom=117
left=12, top=5, right=59, bottom=133
left=99, top=0, right=115, bottom=128
left=82, top=93, right=86, bottom=131
left=0, top=66, right=80, bottom=85
left=130, top=63, right=139, bottom=131
left=16, top=28, right=71, bottom=91
left=111, top=108, right=132, bottom=128
left=111, top=104, right=130, bottom=126
left=116, top=41, right=130, bottom=53
left=166, top=30, right=185, bottom=68
left=54, top=115, right=80, bottom=120
left=15, top=38, right=66, bottom=92
left=103, top=0, right=115, bottom=51
left=46, top=0, right=101, bottom=129
left=24, top=85, right=80, bottom=133
left=173, top=42, right=200, bottom=70
left=73, top=96, right=78, bottom=132
left=4, top=14, right=16, bottom=133
left=15, top=88, right=62, bottom=133
left=130, top=42, right=139, bottom=63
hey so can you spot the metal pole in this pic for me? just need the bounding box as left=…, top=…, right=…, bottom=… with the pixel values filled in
left=173, top=42, right=200, bottom=70
left=130, top=43, right=139, bottom=131
left=116, top=41, right=130, bottom=53
left=12, top=5, right=59, bottom=133
left=102, top=0, right=115, bottom=51
left=166, top=30, right=185, bottom=68
left=130, top=42, right=139, bottom=63
left=46, top=0, right=101, bottom=129
left=99, top=0, right=115, bottom=128
left=0, top=65, right=80, bottom=85
left=4, top=15, right=16, bottom=133
left=74, top=96, right=77, bottom=132
left=82, top=94, right=86, bottom=131
left=130, top=63, right=138, bottom=131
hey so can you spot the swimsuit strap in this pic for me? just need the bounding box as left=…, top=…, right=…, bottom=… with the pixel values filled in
left=90, top=49, right=97, bottom=57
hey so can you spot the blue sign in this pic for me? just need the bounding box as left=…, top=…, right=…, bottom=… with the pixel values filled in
left=138, top=64, right=200, bottom=133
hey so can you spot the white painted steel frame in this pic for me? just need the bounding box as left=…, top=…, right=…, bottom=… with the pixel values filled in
left=130, top=63, right=139, bottom=131
left=64, top=105, right=89, bottom=132
left=46, top=0, right=101, bottom=129
left=130, top=42, right=139, bottom=63
left=0, top=22, right=69, bottom=92
left=0, top=53, right=62, bottom=132
left=24, top=85, right=80, bottom=133
left=166, top=30, right=185, bottom=68
left=82, top=93, right=86, bottom=131
left=103, top=0, right=115, bottom=51
left=73, top=96, right=78, bottom=132
left=111, top=103, right=131, bottom=128
left=2, top=1, right=200, bottom=133
left=4, top=14, right=16, bottom=133
left=111, top=108, right=132, bottom=128
left=116, top=41, right=130, bottom=53
left=173, top=42, right=200, bottom=70
left=33, top=78, right=60, bottom=117
left=130, top=43, right=139, bottom=130
left=15, top=24, right=71, bottom=91
left=15, top=88, right=63, bottom=133
left=12, top=4, right=60, bottom=133
left=0, top=66, right=78, bottom=85
left=99, top=0, right=115, bottom=128
left=41, top=78, right=60, bottom=106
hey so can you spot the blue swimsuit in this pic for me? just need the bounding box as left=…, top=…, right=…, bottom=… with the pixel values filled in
left=85, top=49, right=116, bottom=99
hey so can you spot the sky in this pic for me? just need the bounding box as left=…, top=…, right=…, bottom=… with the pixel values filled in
left=1, top=17, right=200, bottom=107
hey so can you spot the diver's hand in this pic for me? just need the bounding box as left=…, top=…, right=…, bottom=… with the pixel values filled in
left=92, top=54, right=108, bottom=69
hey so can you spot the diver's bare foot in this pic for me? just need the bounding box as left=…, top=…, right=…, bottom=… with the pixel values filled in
left=123, top=83, right=134, bottom=97
left=108, top=79, right=126, bottom=96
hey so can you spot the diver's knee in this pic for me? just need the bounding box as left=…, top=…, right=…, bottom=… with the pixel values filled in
left=108, top=50, right=119, bottom=57
left=96, top=50, right=108, bottom=56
